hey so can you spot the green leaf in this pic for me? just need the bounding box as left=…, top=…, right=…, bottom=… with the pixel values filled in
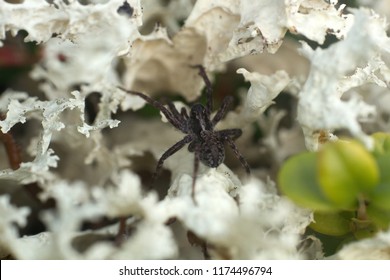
left=279, top=152, right=335, bottom=211
left=310, top=211, right=353, bottom=236
left=368, top=155, right=390, bottom=210
left=370, top=183, right=390, bottom=211
left=366, top=204, right=390, bottom=229
left=372, top=132, right=390, bottom=157
left=376, top=154, right=390, bottom=183
left=353, top=227, right=377, bottom=240
left=317, top=141, right=379, bottom=208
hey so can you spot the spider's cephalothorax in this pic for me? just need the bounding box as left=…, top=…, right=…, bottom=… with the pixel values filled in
left=118, top=65, right=250, bottom=198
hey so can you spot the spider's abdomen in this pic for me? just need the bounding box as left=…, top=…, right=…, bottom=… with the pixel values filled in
left=199, top=139, right=225, bottom=168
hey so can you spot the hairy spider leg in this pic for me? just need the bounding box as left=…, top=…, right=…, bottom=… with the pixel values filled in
left=190, top=65, right=213, bottom=115
left=152, top=135, right=193, bottom=183
left=166, top=101, right=189, bottom=133
left=181, top=107, right=189, bottom=120
left=219, top=128, right=242, bottom=140
left=166, top=101, right=182, bottom=120
left=212, top=96, right=234, bottom=127
left=192, top=148, right=200, bottom=201
left=118, top=87, right=187, bottom=133
left=219, top=128, right=250, bottom=173
left=224, top=136, right=251, bottom=174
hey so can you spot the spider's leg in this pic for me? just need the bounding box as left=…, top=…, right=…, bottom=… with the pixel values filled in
left=166, top=101, right=182, bottom=120
left=166, top=101, right=188, bottom=132
left=212, top=96, right=233, bottom=127
left=192, top=149, right=200, bottom=201
left=190, top=65, right=213, bottom=115
left=152, top=135, right=193, bottom=183
left=181, top=107, right=189, bottom=120
left=219, top=129, right=249, bottom=172
left=218, top=128, right=242, bottom=140
left=118, top=87, right=186, bottom=133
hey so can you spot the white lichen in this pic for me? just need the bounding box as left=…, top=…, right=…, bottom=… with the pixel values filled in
left=333, top=229, right=390, bottom=260
left=297, top=8, right=390, bottom=150
left=0, top=195, right=30, bottom=258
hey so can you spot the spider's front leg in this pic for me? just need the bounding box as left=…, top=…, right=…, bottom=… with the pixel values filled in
left=117, top=86, right=187, bottom=133
left=212, top=96, right=233, bottom=127
left=152, top=135, right=193, bottom=184
left=190, top=65, right=213, bottom=115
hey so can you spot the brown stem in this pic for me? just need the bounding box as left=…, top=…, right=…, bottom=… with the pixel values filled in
left=0, top=128, right=22, bottom=170
left=0, top=115, right=55, bottom=209
left=356, top=195, right=368, bottom=221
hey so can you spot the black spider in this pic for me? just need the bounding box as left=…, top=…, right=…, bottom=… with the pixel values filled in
left=118, top=65, right=250, bottom=198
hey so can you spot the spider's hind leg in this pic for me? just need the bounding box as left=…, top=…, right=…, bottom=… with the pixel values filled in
left=219, top=129, right=250, bottom=174
left=225, top=137, right=250, bottom=174
left=191, top=151, right=200, bottom=202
